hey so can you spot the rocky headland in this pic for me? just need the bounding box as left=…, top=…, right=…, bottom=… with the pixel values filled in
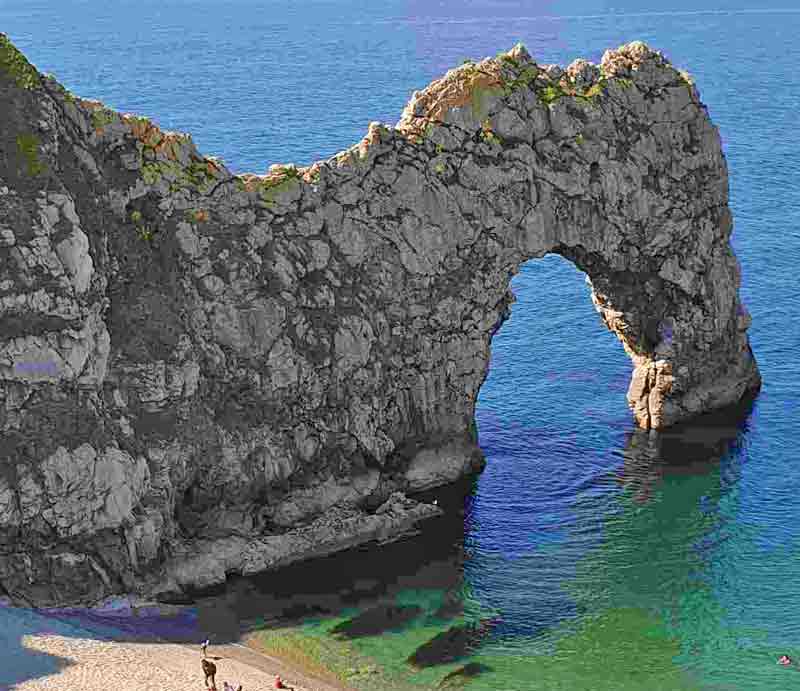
left=0, top=36, right=760, bottom=606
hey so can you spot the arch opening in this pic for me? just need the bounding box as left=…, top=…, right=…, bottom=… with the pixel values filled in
left=476, top=253, right=632, bottom=442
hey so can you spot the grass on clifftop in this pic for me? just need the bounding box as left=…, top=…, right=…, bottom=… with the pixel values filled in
left=0, top=34, right=41, bottom=90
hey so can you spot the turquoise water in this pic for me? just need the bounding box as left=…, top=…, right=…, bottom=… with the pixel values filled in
left=3, top=1, right=800, bottom=689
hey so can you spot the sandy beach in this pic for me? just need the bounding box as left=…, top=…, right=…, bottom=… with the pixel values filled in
left=1, top=605, right=353, bottom=691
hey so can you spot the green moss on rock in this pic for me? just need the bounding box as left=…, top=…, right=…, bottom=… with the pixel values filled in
left=141, top=163, right=162, bottom=186
left=470, top=84, right=505, bottom=121
left=479, top=119, right=503, bottom=147
left=91, top=108, right=117, bottom=131
left=259, top=173, right=301, bottom=205
left=140, top=155, right=218, bottom=192
left=537, top=83, right=565, bottom=105
left=537, top=77, right=607, bottom=107
left=579, top=79, right=607, bottom=101
left=137, top=225, right=155, bottom=242
left=508, top=65, right=539, bottom=91
left=16, top=133, right=45, bottom=176
left=0, top=34, right=41, bottom=90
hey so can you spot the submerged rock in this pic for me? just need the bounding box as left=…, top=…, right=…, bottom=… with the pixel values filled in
left=330, top=603, right=422, bottom=638
left=433, top=591, right=465, bottom=621
left=407, top=617, right=501, bottom=667
left=0, top=35, right=760, bottom=605
left=437, top=662, right=493, bottom=688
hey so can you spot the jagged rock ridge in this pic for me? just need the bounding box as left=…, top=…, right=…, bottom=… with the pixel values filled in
left=0, top=36, right=760, bottom=605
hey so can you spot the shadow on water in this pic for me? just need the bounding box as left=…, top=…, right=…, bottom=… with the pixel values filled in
left=406, top=618, right=502, bottom=668
left=616, top=390, right=757, bottom=505
left=437, top=662, right=494, bottom=689
left=424, top=394, right=763, bottom=691
left=0, top=396, right=758, bottom=689
left=571, top=391, right=757, bottom=611
left=66, top=476, right=481, bottom=643
left=329, top=605, right=424, bottom=639
left=210, top=476, right=478, bottom=638
left=0, top=476, right=481, bottom=688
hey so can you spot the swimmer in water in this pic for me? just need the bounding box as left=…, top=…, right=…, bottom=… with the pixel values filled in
left=778, top=655, right=792, bottom=666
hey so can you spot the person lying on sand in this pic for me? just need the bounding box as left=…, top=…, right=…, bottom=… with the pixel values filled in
left=274, top=675, right=294, bottom=689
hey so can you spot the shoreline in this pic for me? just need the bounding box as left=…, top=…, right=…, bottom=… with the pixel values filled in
left=1, top=479, right=474, bottom=691
left=1, top=602, right=358, bottom=691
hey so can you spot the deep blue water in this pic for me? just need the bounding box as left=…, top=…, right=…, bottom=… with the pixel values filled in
left=2, top=1, right=800, bottom=689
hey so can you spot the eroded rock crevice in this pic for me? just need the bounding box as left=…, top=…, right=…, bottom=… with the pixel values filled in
left=0, top=36, right=760, bottom=605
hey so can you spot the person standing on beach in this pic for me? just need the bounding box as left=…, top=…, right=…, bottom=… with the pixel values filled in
left=201, top=640, right=219, bottom=690
left=202, top=657, right=217, bottom=690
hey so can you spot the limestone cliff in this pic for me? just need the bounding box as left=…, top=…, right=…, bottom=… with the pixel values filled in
left=0, top=36, right=760, bottom=606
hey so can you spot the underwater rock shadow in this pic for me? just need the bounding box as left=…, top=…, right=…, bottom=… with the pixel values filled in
left=407, top=616, right=503, bottom=668
left=437, top=662, right=494, bottom=688
left=617, top=389, right=757, bottom=504
left=329, top=603, right=423, bottom=638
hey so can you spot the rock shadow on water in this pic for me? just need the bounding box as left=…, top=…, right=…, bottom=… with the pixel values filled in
left=432, top=590, right=464, bottom=621
left=437, top=662, right=493, bottom=688
left=329, top=603, right=423, bottom=638
left=407, top=617, right=501, bottom=668
left=617, top=390, right=756, bottom=504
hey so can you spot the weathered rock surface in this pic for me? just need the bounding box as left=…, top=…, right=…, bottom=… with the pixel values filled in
left=0, top=36, right=760, bottom=605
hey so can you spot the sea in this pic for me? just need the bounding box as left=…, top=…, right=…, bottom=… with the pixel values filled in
left=1, top=1, right=799, bottom=689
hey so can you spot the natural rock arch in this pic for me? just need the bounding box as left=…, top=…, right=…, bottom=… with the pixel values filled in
left=0, top=37, right=760, bottom=604
left=388, top=42, right=760, bottom=433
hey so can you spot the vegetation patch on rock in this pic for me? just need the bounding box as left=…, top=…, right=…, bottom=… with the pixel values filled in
left=239, top=165, right=304, bottom=206
left=0, top=33, right=41, bottom=90
left=91, top=107, right=117, bottom=132
left=16, top=133, right=45, bottom=176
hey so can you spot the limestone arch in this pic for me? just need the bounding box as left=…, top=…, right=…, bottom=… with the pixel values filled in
left=375, top=40, right=761, bottom=433
left=0, top=35, right=765, bottom=605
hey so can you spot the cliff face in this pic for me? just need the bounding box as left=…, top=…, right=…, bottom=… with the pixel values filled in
left=0, top=37, right=760, bottom=606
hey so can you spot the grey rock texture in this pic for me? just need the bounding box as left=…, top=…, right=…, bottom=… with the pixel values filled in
left=0, top=37, right=759, bottom=605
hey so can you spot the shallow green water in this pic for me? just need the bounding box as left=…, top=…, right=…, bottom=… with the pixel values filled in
left=256, top=462, right=795, bottom=691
